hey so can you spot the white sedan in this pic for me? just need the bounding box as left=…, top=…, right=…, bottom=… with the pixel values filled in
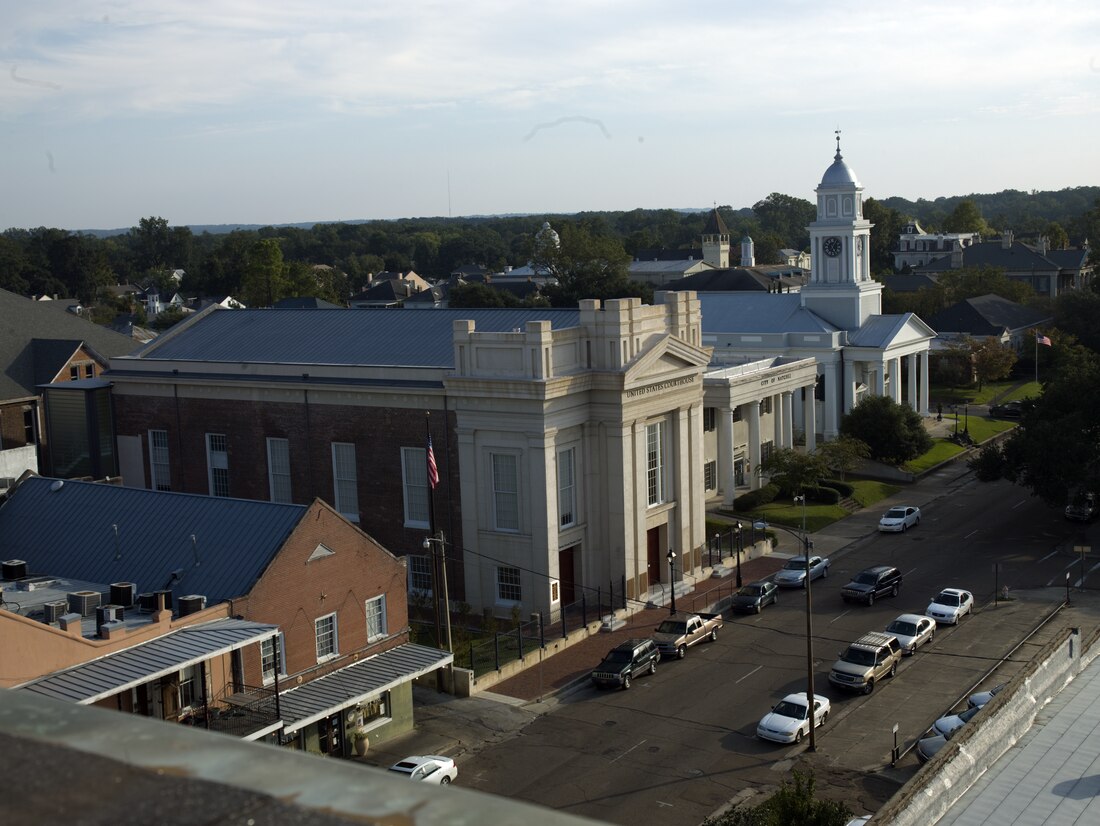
left=885, top=614, right=936, bottom=655
left=757, top=692, right=830, bottom=744
left=773, top=555, right=830, bottom=588
left=388, top=755, right=458, bottom=785
left=878, top=505, right=921, bottom=532
left=933, top=705, right=981, bottom=736
left=926, top=588, right=974, bottom=625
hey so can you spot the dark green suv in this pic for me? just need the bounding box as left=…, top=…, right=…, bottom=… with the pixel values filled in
left=591, top=638, right=660, bottom=689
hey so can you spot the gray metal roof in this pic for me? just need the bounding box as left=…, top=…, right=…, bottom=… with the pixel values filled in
left=279, top=643, right=453, bottom=734
left=125, top=307, right=581, bottom=368
left=698, top=293, right=838, bottom=334
left=16, top=618, right=278, bottom=704
left=0, top=476, right=308, bottom=604
left=928, top=294, right=1052, bottom=336
left=846, top=313, right=931, bottom=348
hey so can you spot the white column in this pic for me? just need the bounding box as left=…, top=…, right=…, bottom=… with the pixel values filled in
left=844, top=367, right=857, bottom=413
left=772, top=394, right=783, bottom=447
left=747, top=402, right=761, bottom=491
left=720, top=407, right=735, bottom=506
left=920, top=350, right=930, bottom=416
left=792, top=386, right=804, bottom=438
left=874, top=363, right=886, bottom=397
left=782, top=391, right=794, bottom=448
left=803, top=386, right=817, bottom=452
left=908, top=353, right=918, bottom=412
left=892, top=358, right=903, bottom=403
left=822, top=362, right=839, bottom=440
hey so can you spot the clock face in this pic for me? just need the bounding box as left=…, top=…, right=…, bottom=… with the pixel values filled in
left=823, top=237, right=842, bottom=258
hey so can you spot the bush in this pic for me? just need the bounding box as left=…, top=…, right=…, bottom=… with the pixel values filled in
left=820, top=478, right=854, bottom=497
left=841, top=395, right=933, bottom=465
left=757, top=483, right=780, bottom=505
left=734, top=482, right=780, bottom=512
left=811, top=486, right=841, bottom=505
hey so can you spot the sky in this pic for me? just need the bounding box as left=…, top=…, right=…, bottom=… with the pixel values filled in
left=3, top=0, right=1099, bottom=231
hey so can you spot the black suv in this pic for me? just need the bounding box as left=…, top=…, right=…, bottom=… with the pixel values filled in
left=591, top=638, right=660, bottom=689
left=841, top=565, right=902, bottom=605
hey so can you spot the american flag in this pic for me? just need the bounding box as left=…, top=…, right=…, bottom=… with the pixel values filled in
left=1037, top=333, right=1052, bottom=347
left=426, top=435, right=439, bottom=489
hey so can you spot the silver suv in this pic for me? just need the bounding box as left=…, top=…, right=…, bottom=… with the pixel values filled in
left=828, top=631, right=902, bottom=694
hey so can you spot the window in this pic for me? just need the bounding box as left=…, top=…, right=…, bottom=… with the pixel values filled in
left=331, top=442, right=358, bottom=522
left=401, top=447, right=430, bottom=527
left=704, top=460, right=717, bottom=491
left=557, top=447, right=576, bottom=529
left=261, top=633, right=286, bottom=685
left=84, top=363, right=95, bottom=379
left=703, top=407, right=716, bottom=432
left=178, top=665, right=198, bottom=710
left=149, top=430, right=171, bottom=491
left=497, top=566, right=521, bottom=603
left=761, top=440, right=774, bottom=463
left=491, top=453, right=519, bottom=532
left=732, top=406, right=742, bottom=423
left=647, top=421, right=666, bottom=506
left=315, top=613, right=338, bottom=661
left=69, top=365, right=79, bottom=381
left=206, top=433, right=229, bottom=497
left=23, top=409, right=35, bottom=445
left=267, top=438, right=292, bottom=503
left=365, top=595, right=387, bottom=642
left=762, top=397, right=773, bottom=415
left=408, top=555, right=433, bottom=595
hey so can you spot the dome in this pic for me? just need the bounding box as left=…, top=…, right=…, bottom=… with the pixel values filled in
left=820, top=150, right=861, bottom=188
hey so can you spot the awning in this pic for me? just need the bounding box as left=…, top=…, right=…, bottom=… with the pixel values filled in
left=279, top=643, right=452, bottom=734
left=16, top=618, right=279, bottom=705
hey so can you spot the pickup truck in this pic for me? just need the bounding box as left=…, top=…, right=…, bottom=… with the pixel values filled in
left=652, top=612, right=722, bottom=659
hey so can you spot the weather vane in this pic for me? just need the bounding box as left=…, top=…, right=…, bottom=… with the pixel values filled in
left=835, top=128, right=842, bottom=154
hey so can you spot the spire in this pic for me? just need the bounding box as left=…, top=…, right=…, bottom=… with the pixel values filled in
left=834, top=127, right=842, bottom=160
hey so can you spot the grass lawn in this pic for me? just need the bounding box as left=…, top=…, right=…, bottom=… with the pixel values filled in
left=718, top=478, right=901, bottom=534
left=932, top=379, right=1042, bottom=406
left=902, top=439, right=966, bottom=473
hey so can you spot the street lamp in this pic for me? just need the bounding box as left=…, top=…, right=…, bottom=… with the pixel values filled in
left=733, top=521, right=743, bottom=588
left=422, top=533, right=453, bottom=653
left=713, top=532, right=721, bottom=568
left=952, top=404, right=959, bottom=438
left=791, top=494, right=817, bottom=752
left=964, top=403, right=969, bottom=435
left=666, top=548, right=677, bottom=616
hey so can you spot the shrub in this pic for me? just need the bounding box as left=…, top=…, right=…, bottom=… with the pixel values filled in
left=812, top=486, right=841, bottom=504
left=821, top=478, right=854, bottom=497
left=841, top=395, right=932, bottom=465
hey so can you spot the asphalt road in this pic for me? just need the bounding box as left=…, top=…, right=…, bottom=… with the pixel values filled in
left=457, top=474, right=1100, bottom=825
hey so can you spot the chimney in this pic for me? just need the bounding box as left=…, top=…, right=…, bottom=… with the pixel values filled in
left=951, top=242, right=964, bottom=270
left=1002, top=231, right=1014, bottom=249
left=1037, top=235, right=1048, bottom=254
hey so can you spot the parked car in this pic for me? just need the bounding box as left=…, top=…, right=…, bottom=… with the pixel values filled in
left=878, top=505, right=921, bottom=532
left=388, top=755, right=458, bottom=784
left=989, top=400, right=1023, bottom=419
left=885, top=613, right=936, bottom=655
left=756, top=692, right=830, bottom=744
left=841, top=565, right=903, bottom=605
left=828, top=632, right=903, bottom=694
left=590, top=638, right=660, bottom=689
left=730, top=580, right=779, bottom=614
left=933, top=705, right=981, bottom=736
left=967, top=683, right=1007, bottom=709
left=926, top=588, right=974, bottom=625
left=652, top=612, right=722, bottom=659
left=916, top=728, right=955, bottom=762
left=1065, top=493, right=1098, bottom=522
left=774, top=554, right=830, bottom=588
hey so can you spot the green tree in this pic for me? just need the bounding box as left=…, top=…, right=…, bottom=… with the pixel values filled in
left=149, top=306, right=188, bottom=331
left=704, top=771, right=850, bottom=826
left=814, top=435, right=870, bottom=481
left=943, top=199, right=992, bottom=235
left=938, top=265, right=1034, bottom=305
left=1053, top=290, right=1100, bottom=352
left=448, top=282, right=522, bottom=308
left=864, top=197, right=907, bottom=275
left=841, top=395, right=932, bottom=465
left=931, top=340, right=973, bottom=387
left=1045, top=222, right=1069, bottom=250
left=536, top=224, right=649, bottom=307
left=757, top=448, right=828, bottom=496
left=239, top=238, right=289, bottom=307
left=971, top=337, right=1017, bottom=390
left=752, top=193, right=816, bottom=250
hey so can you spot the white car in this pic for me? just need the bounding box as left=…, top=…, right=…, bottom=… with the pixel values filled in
left=933, top=705, right=981, bottom=736
left=756, top=692, right=830, bottom=744
left=968, top=683, right=1007, bottom=709
left=885, top=613, right=936, bottom=655
left=773, top=555, right=830, bottom=588
left=926, top=588, right=974, bottom=625
left=388, top=755, right=458, bottom=784
left=878, top=505, right=921, bottom=532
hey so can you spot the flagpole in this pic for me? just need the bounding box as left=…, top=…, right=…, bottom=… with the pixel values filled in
left=426, top=412, right=442, bottom=649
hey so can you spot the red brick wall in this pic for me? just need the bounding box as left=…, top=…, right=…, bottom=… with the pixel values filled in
left=0, top=400, right=35, bottom=451
left=112, top=390, right=464, bottom=596
left=233, top=500, right=410, bottom=685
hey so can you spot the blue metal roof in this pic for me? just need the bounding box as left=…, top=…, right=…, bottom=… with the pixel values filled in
left=698, top=293, right=838, bottom=334
left=128, top=308, right=581, bottom=368
left=0, top=477, right=308, bottom=603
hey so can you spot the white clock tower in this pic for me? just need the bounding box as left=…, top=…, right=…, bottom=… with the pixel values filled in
left=801, top=132, right=881, bottom=330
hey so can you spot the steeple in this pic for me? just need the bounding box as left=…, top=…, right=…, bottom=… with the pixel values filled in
left=701, top=206, right=730, bottom=268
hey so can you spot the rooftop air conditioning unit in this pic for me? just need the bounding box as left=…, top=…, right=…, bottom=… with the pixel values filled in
left=2, top=560, right=28, bottom=581
left=43, top=600, right=69, bottom=623
left=67, top=590, right=102, bottom=617
left=110, top=582, right=137, bottom=608
left=137, top=592, right=158, bottom=613
left=96, top=604, right=124, bottom=636
left=177, top=595, right=206, bottom=617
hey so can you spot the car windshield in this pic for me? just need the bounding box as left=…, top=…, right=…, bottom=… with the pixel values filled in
left=936, top=592, right=961, bottom=606
left=784, top=559, right=810, bottom=570
left=887, top=620, right=917, bottom=636
left=841, top=647, right=876, bottom=666
left=772, top=700, right=807, bottom=719
left=738, top=585, right=764, bottom=596
left=959, top=706, right=980, bottom=723
left=602, top=650, right=632, bottom=664
left=854, top=572, right=880, bottom=585
left=884, top=508, right=906, bottom=519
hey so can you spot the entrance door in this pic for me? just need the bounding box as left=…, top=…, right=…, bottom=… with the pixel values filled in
left=647, top=527, right=662, bottom=585
left=558, top=546, right=577, bottom=605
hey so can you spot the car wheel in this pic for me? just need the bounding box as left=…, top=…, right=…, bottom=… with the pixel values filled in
left=891, top=584, right=899, bottom=597
left=863, top=679, right=875, bottom=695
left=755, top=604, right=762, bottom=614
left=902, top=522, right=907, bottom=532
left=440, top=777, right=451, bottom=786
left=927, top=631, right=934, bottom=645
left=649, top=660, right=657, bottom=675
left=821, top=710, right=828, bottom=725
left=622, top=674, right=631, bottom=690
left=795, top=729, right=804, bottom=744
left=867, top=593, right=875, bottom=606
left=709, top=628, right=718, bottom=642
left=677, top=645, right=686, bottom=660
left=823, top=566, right=829, bottom=579
left=772, top=593, right=777, bottom=605
left=889, top=662, right=897, bottom=678
left=916, top=516, right=921, bottom=525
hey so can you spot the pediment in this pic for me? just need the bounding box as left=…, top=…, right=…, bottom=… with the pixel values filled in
left=623, top=333, right=711, bottom=386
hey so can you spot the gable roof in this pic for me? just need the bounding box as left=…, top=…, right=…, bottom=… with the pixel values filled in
left=667, top=268, right=774, bottom=293
left=914, top=240, right=1084, bottom=274
left=121, top=307, right=581, bottom=369
left=881, top=273, right=940, bottom=293
left=0, top=477, right=310, bottom=604
left=697, top=293, right=838, bottom=334
left=846, top=313, right=937, bottom=348
left=928, top=294, right=1052, bottom=336
left=0, top=288, right=139, bottom=400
